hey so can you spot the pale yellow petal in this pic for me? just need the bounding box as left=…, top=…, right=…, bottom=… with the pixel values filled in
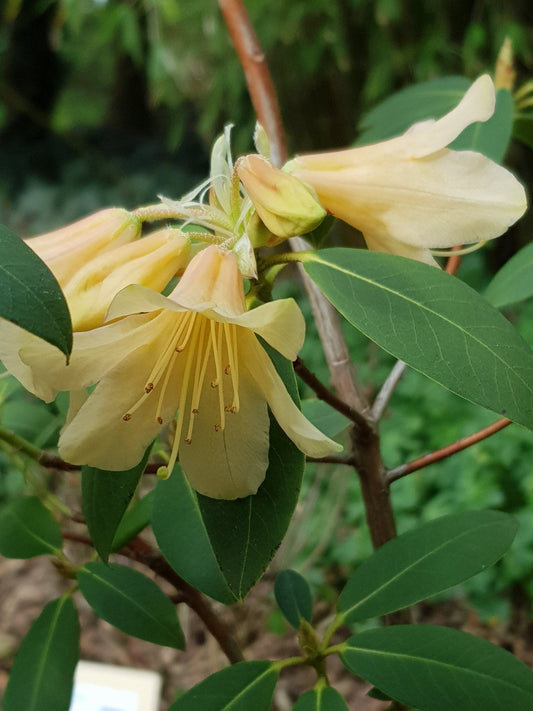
left=230, top=299, right=305, bottom=361
left=179, top=365, right=270, bottom=499
left=0, top=319, right=63, bottom=402
left=240, top=333, right=342, bottom=458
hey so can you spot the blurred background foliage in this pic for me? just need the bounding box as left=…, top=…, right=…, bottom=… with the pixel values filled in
left=1, top=0, right=533, bottom=625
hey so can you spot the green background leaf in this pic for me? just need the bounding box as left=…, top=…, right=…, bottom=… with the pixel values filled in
left=304, top=249, right=533, bottom=430
left=0, top=497, right=62, bottom=558
left=3, top=596, right=79, bottom=711
left=341, top=625, right=533, bottom=711
left=82, top=446, right=150, bottom=561
left=0, top=223, right=72, bottom=357
left=337, top=510, right=517, bottom=623
left=152, top=348, right=304, bottom=602
left=111, top=490, right=154, bottom=552
left=274, top=569, right=313, bottom=629
left=168, top=661, right=278, bottom=711
left=77, top=561, right=184, bottom=649
left=485, top=241, right=533, bottom=309
left=301, top=399, right=349, bottom=438
left=292, top=686, right=349, bottom=710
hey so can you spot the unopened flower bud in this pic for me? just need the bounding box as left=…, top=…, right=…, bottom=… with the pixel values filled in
left=25, top=208, right=141, bottom=286
left=236, top=154, right=326, bottom=243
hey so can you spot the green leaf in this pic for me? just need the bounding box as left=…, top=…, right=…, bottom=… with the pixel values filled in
left=3, top=596, right=79, bottom=711
left=0, top=497, right=62, bottom=558
left=111, top=490, right=154, bottom=552
left=168, top=661, right=279, bottom=711
left=301, top=399, right=349, bottom=438
left=153, top=349, right=304, bottom=603
left=485, top=241, right=533, bottom=309
left=77, top=561, right=184, bottom=649
left=274, top=570, right=313, bottom=629
left=341, top=625, right=533, bottom=711
left=304, top=249, right=533, bottom=430
left=450, top=89, right=514, bottom=163
left=337, top=510, right=517, bottom=623
left=293, top=686, right=349, bottom=710
left=357, top=76, right=470, bottom=145
left=82, top=446, right=151, bottom=562
left=0, top=223, right=72, bottom=357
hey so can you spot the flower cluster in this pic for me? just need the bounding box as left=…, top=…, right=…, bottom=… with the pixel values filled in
left=0, top=74, right=526, bottom=499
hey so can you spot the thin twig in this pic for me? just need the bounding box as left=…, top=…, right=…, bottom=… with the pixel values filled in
left=294, top=357, right=369, bottom=431
left=370, top=360, right=408, bottom=421
left=386, top=417, right=512, bottom=484
left=122, top=537, right=244, bottom=664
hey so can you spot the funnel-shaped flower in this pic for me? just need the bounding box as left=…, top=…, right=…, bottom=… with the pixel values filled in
left=64, top=228, right=190, bottom=331
left=236, top=154, right=326, bottom=245
left=287, top=75, right=527, bottom=264
left=20, top=245, right=340, bottom=499
left=25, top=208, right=141, bottom=285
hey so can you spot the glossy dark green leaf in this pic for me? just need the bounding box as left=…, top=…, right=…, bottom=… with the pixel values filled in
left=111, top=490, right=154, bottom=552
left=0, top=497, right=62, bottom=558
left=153, top=349, right=304, bottom=603
left=77, top=561, right=184, bottom=649
left=3, top=596, right=79, bottom=711
left=168, top=661, right=278, bottom=711
left=337, top=510, right=517, bottom=623
left=304, top=249, right=533, bottom=430
left=301, top=399, right=349, bottom=438
left=82, top=445, right=151, bottom=561
left=293, top=686, right=349, bottom=710
left=341, top=625, right=533, bottom=711
left=357, top=76, right=470, bottom=145
left=274, top=570, right=313, bottom=629
left=0, top=223, right=72, bottom=356
left=485, top=241, right=533, bottom=309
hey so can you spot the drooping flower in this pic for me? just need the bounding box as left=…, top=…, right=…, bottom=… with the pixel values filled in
left=63, top=228, right=190, bottom=331
left=0, top=228, right=190, bottom=398
left=286, top=75, right=527, bottom=265
left=25, top=208, right=141, bottom=285
left=18, top=245, right=341, bottom=499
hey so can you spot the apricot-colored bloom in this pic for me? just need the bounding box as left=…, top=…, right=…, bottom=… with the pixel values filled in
left=63, top=228, right=189, bottom=331
left=25, top=208, right=141, bottom=285
left=287, top=75, right=527, bottom=265
left=20, top=245, right=340, bottom=499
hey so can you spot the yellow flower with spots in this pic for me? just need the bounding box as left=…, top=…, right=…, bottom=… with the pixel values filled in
left=24, top=245, right=340, bottom=499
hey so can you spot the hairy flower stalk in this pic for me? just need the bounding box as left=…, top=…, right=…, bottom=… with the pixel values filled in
left=286, top=75, right=527, bottom=265
left=13, top=245, right=340, bottom=499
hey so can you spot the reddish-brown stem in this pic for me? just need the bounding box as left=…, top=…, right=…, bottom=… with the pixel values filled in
left=121, top=538, right=244, bottom=664
left=387, top=417, right=512, bottom=484
left=218, top=0, right=287, bottom=167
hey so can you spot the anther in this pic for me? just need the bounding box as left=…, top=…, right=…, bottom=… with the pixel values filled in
left=184, top=438, right=192, bottom=445
left=123, top=413, right=132, bottom=421
left=214, top=424, right=222, bottom=432
left=224, top=365, right=231, bottom=375
left=145, top=383, right=154, bottom=393
left=157, top=416, right=163, bottom=424
left=192, top=408, right=199, bottom=414
left=210, top=380, right=218, bottom=388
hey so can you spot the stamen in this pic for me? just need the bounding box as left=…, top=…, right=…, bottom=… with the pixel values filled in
left=184, top=318, right=210, bottom=443
left=211, top=321, right=226, bottom=430
left=224, top=323, right=240, bottom=413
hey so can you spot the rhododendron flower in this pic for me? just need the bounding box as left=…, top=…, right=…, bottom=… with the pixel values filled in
left=18, top=245, right=340, bottom=499
left=286, top=75, right=527, bottom=265
left=25, top=208, right=141, bottom=285
left=63, top=228, right=190, bottom=331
